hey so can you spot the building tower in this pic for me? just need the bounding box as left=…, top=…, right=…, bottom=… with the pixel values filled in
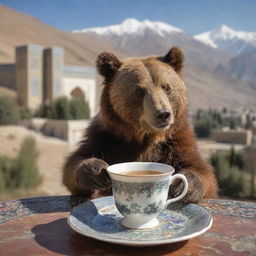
left=43, top=47, right=64, bottom=103
left=16, top=45, right=43, bottom=110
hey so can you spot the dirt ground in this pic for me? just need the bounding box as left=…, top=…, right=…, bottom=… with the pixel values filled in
left=0, top=125, right=71, bottom=199
left=0, top=125, right=244, bottom=201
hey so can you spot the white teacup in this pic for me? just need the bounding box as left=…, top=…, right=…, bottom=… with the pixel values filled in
left=107, top=162, right=188, bottom=229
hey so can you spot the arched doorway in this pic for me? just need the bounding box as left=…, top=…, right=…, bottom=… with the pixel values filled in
left=70, top=87, right=85, bottom=101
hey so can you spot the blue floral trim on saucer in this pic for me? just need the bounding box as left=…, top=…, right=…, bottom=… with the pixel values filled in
left=68, top=196, right=213, bottom=246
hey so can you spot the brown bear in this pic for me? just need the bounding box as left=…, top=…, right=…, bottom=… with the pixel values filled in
left=63, top=47, right=218, bottom=203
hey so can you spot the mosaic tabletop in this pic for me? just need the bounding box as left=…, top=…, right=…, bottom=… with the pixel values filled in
left=0, top=195, right=255, bottom=256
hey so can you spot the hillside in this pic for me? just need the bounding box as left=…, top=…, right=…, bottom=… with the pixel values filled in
left=75, top=18, right=230, bottom=73
left=0, top=4, right=124, bottom=66
left=183, top=67, right=256, bottom=110
left=215, top=50, right=256, bottom=85
left=0, top=86, right=16, bottom=98
left=0, top=5, right=255, bottom=110
left=74, top=18, right=256, bottom=110
left=195, top=25, right=256, bottom=83
left=0, top=126, right=69, bottom=200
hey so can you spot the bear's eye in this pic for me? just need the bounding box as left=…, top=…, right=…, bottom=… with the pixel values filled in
left=135, top=88, right=146, bottom=98
left=162, top=84, right=172, bottom=94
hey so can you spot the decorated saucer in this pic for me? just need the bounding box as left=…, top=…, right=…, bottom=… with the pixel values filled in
left=68, top=196, right=212, bottom=247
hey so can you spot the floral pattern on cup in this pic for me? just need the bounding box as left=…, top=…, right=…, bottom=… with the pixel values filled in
left=116, top=200, right=164, bottom=215
left=112, top=180, right=169, bottom=198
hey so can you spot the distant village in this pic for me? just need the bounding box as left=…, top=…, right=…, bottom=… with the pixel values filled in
left=0, top=44, right=255, bottom=144
left=0, top=44, right=99, bottom=144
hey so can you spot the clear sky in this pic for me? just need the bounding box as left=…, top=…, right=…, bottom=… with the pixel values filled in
left=1, top=0, right=255, bottom=34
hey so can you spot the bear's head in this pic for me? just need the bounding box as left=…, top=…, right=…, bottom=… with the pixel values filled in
left=97, top=47, right=187, bottom=142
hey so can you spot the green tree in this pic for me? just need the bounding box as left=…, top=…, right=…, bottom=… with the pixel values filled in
left=70, top=98, right=90, bottom=119
left=0, top=137, right=41, bottom=193
left=216, top=113, right=223, bottom=125
left=35, top=104, right=56, bottom=119
left=0, top=96, right=20, bottom=125
left=235, top=152, right=244, bottom=170
left=35, top=97, right=90, bottom=120
left=229, top=146, right=236, bottom=167
left=53, top=97, right=71, bottom=120
left=195, top=109, right=203, bottom=120
left=0, top=169, right=5, bottom=192
left=194, top=118, right=212, bottom=138
left=193, top=108, right=247, bottom=138
left=245, top=114, right=252, bottom=129
left=14, top=136, right=41, bottom=189
left=0, top=156, right=12, bottom=191
left=229, top=117, right=241, bottom=129
left=228, top=146, right=244, bottom=169
left=211, top=151, right=244, bottom=198
left=20, top=108, right=32, bottom=120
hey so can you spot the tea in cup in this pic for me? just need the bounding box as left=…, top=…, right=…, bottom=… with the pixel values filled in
left=107, top=162, right=188, bottom=229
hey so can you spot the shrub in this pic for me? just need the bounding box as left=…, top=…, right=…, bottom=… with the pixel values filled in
left=229, top=146, right=244, bottom=169
left=35, top=104, right=56, bottom=119
left=14, top=136, right=41, bottom=189
left=0, top=96, right=20, bottom=125
left=193, top=108, right=244, bottom=138
left=0, top=168, right=5, bottom=192
left=53, top=97, right=71, bottom=120
left=193, top=109, right=221, bottom=138
left=0, top=156, right=12, bottom=191
left=70, top=98, right=90, bottom=119
left=210, top=149, right=245, bottom=198
left=0, top=136, right=41, bottom=192
left=194, top=118, right=212, bottom=138
left=35, top=97, right=90, bottom=120
left=20, top=108, right=32, bottom=120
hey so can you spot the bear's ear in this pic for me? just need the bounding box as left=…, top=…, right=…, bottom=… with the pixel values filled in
left=96, top=52, right=122, bottom=82
left=159, top=47, right=184, bottom=73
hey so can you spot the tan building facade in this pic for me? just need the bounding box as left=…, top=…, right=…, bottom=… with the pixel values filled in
left=211, top=129, right=253, bottom=145
left=43, top=47, right=64, bottom=104
left=20, top=118, right=90, bottom=145
left=1, top=45, right=98, bottom=116
left=16, top=45, right=43, bottom=110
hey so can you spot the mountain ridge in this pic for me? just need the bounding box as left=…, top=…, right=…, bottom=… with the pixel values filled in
left=73, top=18, right=230, bottom=73
left=0, top=5, right=255, bottom=110
left=194, top=25, right=256, bottom=56
left=73, top=18, right=183, bottom=36
left=0, top=4, right=125, bottom=66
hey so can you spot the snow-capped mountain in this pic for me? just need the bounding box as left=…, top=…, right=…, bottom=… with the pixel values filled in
left=74, top=19, right=255, bottom=84
left=1, top=3, right=255, bottom=111
left=194, top=25, right=256, bottom=56
left=73, top=18, right=182, bottom=37
left=73, top=18, right=228, bottom=72
left=73, top=18, right=185, bottom=58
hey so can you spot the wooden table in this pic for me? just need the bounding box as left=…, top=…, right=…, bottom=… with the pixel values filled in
left=0, top=196, right=255, bottom=256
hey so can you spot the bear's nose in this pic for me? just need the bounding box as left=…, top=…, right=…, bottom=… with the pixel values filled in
left=156, top=109, right=171, bottom=121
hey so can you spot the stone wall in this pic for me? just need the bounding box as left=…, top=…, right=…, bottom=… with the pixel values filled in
left=211, top=129, right=253, bottom=145
left=20, top=118, right=90, bottom=145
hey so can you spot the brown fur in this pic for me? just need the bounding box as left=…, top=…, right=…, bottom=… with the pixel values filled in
left=63, top=47, right=218, bottom=202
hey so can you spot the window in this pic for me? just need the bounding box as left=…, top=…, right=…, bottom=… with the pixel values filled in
left=54, top=79, right=61, bottom=95
left=31, top=77, right=40, bottom=96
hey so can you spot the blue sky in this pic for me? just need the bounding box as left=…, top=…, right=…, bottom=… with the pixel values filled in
left=1, top=0, right=255, bottom=34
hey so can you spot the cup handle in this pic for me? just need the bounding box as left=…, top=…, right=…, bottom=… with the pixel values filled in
left=165, top=174, right=188, bottom=207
